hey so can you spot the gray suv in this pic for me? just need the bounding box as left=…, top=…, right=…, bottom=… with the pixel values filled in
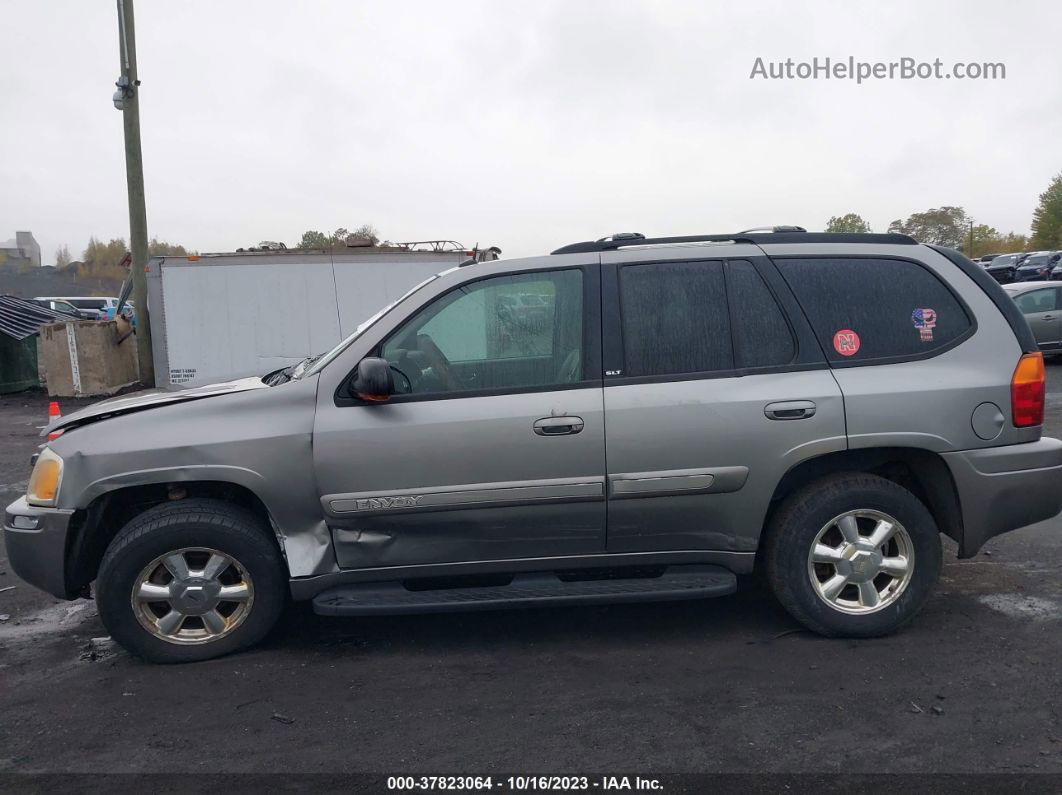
left=6, top=230, right=1062, bottom=663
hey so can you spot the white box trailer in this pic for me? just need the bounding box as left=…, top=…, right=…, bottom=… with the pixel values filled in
left=146, top=243, right=495, bottom=388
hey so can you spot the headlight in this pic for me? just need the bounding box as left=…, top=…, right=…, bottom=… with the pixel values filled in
left=27, top=447, right=63, bottom=507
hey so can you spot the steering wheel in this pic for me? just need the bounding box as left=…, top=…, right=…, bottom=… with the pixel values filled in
left=416, top=334, right=459, bottom=391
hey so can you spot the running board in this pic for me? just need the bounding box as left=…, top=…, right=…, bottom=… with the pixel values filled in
left=311, top=565, right=737, bottom=616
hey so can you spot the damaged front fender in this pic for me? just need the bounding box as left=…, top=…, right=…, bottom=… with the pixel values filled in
left=48, top=374, right=337, bottom=578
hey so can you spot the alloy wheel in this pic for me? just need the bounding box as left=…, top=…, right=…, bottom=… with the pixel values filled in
left=131, top=547, right=255, bottom=645
left=806, top=509, right=915, bottom=615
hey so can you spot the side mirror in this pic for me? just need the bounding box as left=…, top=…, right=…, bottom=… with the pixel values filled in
left=350, top=357, right=394, bottom=402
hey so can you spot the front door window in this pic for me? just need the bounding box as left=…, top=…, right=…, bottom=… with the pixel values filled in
left=380, top=270, right=584, bottom=396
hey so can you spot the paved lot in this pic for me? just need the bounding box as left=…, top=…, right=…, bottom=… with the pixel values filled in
left=0, top=365, right=1060, bottom=775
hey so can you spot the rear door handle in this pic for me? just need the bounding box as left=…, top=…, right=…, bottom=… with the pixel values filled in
left=533, top=416, right=584, bottom=436
left=764, top=400, right=816, bottom=421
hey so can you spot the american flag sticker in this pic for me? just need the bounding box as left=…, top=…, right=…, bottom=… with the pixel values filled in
left=832, top=329, right=861, bottom=356
left=911, top=308, right=937, bottom=342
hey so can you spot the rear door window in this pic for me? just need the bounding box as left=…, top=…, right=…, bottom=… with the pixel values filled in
left=776, top=257, right=973, bottom=363
left=725, top=260, right=795, bottom=368
left=618, top=260, right=733, bottom=377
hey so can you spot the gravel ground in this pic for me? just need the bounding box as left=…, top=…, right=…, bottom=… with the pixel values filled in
left=0, top=365, right=1060, bottom=778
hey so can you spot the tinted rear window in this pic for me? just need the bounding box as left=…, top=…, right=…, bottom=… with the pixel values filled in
left=776, top=257, right=972, bottom=363
left=726, top=260, right=795, bottom=368
left=619, top=260, right=733, bottom=377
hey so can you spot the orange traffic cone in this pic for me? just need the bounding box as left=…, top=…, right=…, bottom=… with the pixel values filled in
left=47, top=401, right=62, bottom=441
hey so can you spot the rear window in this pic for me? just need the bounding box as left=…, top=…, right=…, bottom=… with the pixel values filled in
left=776, top=257, right=973, bottom=363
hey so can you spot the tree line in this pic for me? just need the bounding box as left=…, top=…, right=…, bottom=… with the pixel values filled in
left=52, top=237, right=192, bottom=280
left=295, top=224, right=379, bottom=249
left=47, top=223, right=382, bottom=274
left=825, top=172, right=1062, bottom=257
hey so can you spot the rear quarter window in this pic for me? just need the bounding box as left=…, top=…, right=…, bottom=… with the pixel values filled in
left=776, top=257, right=973, bottom=364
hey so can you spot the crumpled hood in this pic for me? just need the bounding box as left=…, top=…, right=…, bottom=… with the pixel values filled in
left=43, top=376, right=270, bottom=435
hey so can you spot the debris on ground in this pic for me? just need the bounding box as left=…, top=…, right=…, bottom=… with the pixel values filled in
left=270, top=713, right=296, bottom=725
left=0, top=586, right=16, bottom=594
left=0, top=614, right=9, bottom=622
left=910, top=702, right=924, bottom=714
left=78, top=636, right=117, bottom=662
left=931, top=705, right=945, bottom=716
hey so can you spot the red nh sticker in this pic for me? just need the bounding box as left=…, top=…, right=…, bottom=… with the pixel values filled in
left=833, top=329, right=861, bottom=356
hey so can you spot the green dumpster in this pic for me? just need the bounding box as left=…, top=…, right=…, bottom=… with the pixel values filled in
left=0, top=332, right=40, bottom=393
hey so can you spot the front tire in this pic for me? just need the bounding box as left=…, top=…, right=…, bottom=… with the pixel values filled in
left=763, top=473, right=942, bottom=637
left=96, top=499, right=287, bottom=663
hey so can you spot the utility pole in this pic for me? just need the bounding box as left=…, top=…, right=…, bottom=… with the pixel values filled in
left=114, top=0, right=154, bottom=386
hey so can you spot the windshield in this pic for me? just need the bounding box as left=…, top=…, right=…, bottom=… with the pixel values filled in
left=1024, top=255, right=1050, bottom=265
left=993, top=255, right=1019, bottom=266
left=299, top=271, right=444, bottom=379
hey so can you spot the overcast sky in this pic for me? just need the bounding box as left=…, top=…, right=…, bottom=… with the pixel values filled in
left=3, top=0, right=1061, bottom=262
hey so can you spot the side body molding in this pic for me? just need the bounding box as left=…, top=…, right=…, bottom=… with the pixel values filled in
left=323, top=476, right=607, bottom=518
left=607, top=467, right=749, bottom=500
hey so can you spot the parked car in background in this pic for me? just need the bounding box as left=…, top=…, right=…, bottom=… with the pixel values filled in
left=974, top=254, right=1000, bottom=264
left=984, top=253, right=1024, bottom=284
left=6, top=229, right=1062, bottom=663
left=30, top=297, right=97, bottom=320
left=32, top=296, right=116, bottom=320
left=1005, top=281, right=1061, bottom=355
left=1014, top=252, right=1061, bottom=282
left=1052, top=261, right=1062, bottom=281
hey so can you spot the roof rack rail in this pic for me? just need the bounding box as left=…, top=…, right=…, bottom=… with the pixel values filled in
left=551, top=230, right=917, bottom=255
left=736, top=225, right=807, bottom=234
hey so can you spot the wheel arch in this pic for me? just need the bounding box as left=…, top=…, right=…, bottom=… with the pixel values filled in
left=64, top=478, right=286, bottom=597
left=763, top=447, right=964, bottom=557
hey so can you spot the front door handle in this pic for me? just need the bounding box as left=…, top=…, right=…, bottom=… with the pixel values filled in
left=534, top=416, right=584, bottom=436
left=1043, top=315, right=1056, bottom=321
left=764, top=400, right=817, bottom=421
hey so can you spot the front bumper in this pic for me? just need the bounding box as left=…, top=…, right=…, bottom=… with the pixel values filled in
left=942, top=437, right=1062, bottom=557
left=3, top=496, right=76, bottom=599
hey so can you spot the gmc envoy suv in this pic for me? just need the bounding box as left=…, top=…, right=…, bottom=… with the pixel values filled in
left=6, top=229, right=1061, bottom=663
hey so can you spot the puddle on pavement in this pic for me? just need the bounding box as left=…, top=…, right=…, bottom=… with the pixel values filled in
left=978, top=593, right=1062, bottom=620
left=0, top=600, right=99, bottom=641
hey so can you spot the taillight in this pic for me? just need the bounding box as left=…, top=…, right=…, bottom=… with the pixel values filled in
left=1011, top=352, right=1045, bottom=427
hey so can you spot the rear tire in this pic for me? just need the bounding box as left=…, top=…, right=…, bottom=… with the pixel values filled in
left=96, top=498, right=287, bottom=663
left=763, top=473, right=942, bottom=637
